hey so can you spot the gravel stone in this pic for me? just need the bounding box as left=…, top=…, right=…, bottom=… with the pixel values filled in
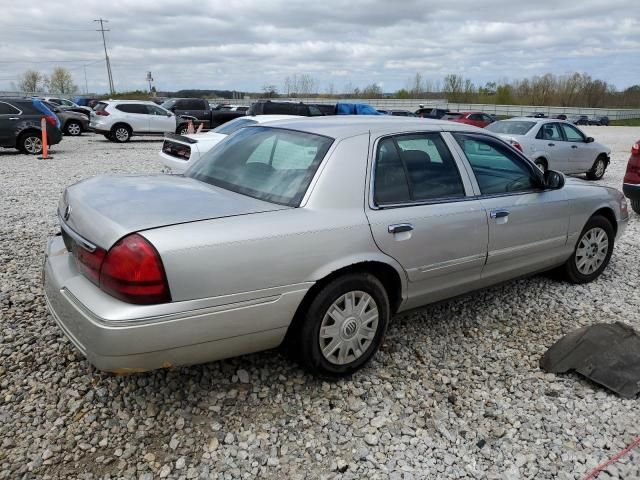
left=0, top=131, right=639, bottom=479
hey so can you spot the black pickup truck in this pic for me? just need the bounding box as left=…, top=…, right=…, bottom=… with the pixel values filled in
left=160, top=98, right=245, bottom=129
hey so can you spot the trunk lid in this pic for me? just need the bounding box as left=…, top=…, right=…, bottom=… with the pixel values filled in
left=59, top=175, right=288, bottom=248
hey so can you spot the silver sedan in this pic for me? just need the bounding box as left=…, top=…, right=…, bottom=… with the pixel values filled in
left=44, top=117, right=629, bottom=376
left=486, top=118, right=611, bottom=179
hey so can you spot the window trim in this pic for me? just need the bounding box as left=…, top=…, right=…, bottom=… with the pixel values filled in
left=369, top=131, right=474, bottom=210
left=0, top=101, right=21, bottom=115
left=449, top=131, right=546, bottom=198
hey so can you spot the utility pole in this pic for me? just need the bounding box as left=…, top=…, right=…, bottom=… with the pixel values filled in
left=94, top=18, right=115, bottom=95
left=83, top=65, right=89, bottom=94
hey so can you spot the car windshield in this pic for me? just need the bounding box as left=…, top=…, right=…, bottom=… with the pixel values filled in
left=161, top=99, right=176, bottom=109
left=211, top=117, right=258, bottom=135
left=486, top=121, right=536, bottom=135
left=186, top=126, right=333, bottom=207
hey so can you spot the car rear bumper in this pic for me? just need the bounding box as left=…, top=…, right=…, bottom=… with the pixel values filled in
left=623, top=183, right=640, bottom=200
left=43, top=235, right=305, bottom=372
left=158, top=150, right=195, bottom=173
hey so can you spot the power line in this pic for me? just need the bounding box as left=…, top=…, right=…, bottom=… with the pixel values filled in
left=94, top=18, right=115, bottom=94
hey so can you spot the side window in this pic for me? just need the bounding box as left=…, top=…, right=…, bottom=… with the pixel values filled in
left=468, top=114, right=482, bottom=121
left=453, top=134, right=539, bottom=195
left=0, top=102, right=20, bottom=114
left=374, top=138, right=411, bottom=205
left=147, top=105, right=168, bottom=115
left=561, top=123, right=585, bottom=142
left=308, top=105, right=323, bottom=116
left=540, top=123, right=563, bottom=141
left=117, top=104, right=147, bottom=114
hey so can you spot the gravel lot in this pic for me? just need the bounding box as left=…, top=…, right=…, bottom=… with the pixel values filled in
left=1, top=127, right=638, bottom=480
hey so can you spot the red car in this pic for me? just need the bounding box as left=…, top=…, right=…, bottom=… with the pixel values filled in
left=623, top=140, right=640, bottom=214
left=446, top=111, right=495, bottom=128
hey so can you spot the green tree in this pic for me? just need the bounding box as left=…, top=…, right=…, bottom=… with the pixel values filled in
left=46, top=67, right=78, bottom=94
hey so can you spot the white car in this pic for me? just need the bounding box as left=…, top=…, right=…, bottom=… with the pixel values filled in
left=486, top=118, right=611, bottom=179
left=90, top=100, right=189, bottom=143
left=159, top=115, right=298, bottom=173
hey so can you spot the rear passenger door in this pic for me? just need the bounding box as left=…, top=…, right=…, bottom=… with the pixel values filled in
left=535, top=122, right=568, bottom=171
left=451, top=132, right=569, bottom=283
left=366, top=132, right=489, bottom=308
left=116, top=104, right=149, bottom=132
left=0, top=101, right=22, bottom=145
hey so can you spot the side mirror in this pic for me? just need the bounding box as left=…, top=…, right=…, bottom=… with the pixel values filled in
left=585, top=136, right=595, bottom=143
left=166, top=112, right=172, bottom=117
left=544, top=170, right=565, bottom=190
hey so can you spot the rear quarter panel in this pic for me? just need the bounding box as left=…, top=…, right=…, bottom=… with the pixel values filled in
left=142, top=133, right=407, bottom=303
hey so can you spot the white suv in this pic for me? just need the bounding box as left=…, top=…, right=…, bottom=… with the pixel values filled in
left=90, top=100, right=189, bottom=143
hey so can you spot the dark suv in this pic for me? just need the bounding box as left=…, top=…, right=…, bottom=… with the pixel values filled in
left=247, top=101, right=324, bottom=116
left=0, top=98, right=63, bottom=154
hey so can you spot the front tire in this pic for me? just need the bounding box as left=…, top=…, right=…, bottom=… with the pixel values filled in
left=586, top=155, right=607, bottom=180
left=111, top=124, right=131, bottom=143
left=177, top=125, right=189, bottom=136
left=65, top=121, right=82, bottom=136
left=561, top=215, right=614, bottom=283
left=296, top=273, right=389, bottom=376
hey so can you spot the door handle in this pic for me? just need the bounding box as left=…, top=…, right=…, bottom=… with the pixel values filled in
left=388, top=223, right=414, bottom=234
left=490, top=210, right=509, bottom=219
left=547, top=143, right=555, bottom=146
left=571, top=145, right=578, bottom=149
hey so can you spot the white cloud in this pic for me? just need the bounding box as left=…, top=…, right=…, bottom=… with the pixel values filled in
left=0, top=0, right=638, bottom=93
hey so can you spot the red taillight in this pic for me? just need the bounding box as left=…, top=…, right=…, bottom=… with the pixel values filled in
left=99, top=234, right=171, bottom=305
left=73, top=245, right=106, bottom=285
left=95, top=110, right=109, bottom=116
left=45, top=115, right=57, bottom=126
left=511, top=141, right=523, bottom=152
left=624, top=146, right=640, bottom=184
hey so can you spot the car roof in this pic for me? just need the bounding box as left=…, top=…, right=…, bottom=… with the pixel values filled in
left=101, top=99, right=158, bottom=105
left=250, top=115, right=302, bottom=123
left=254, top=115, right=484, bottom=139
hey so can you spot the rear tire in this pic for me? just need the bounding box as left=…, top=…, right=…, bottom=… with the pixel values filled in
left=534, top=158, right=547, bottom=173
left=586, top=155, right=607, bottom=180
left=65, top=121, right=82, bottom=136
left=560, top=215, right=614, bottom=284
left=111, top=124, right=131, bottom=143
left=631, top=199, right=640, bottom=215
left=295, top=273, right=389, bottom=377
left=18, top=132, right=43, bottom=155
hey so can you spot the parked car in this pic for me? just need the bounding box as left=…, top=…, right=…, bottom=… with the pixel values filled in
left=217, top=104, right=249, bottom=113
left=445, top=111, right=495, bottom=128
left=589, top=116, right=609, bottom=126
left=568, top=115, right=590, bottom=125
left=44, top=117, right=628, bottom=375
left=335, top=103, right=383, bottom=115
left=161, top=98, right=246, bottom=130
left=387, top=110, right=417, bottom=117
left=41, top=97, right=92, bottom=119
left=486, top=118, right=610, bottom=179
left=623, top=140, right=640, bottom=214
left=310, top=104, right=338, bottom=116
left=42, top=101, right=89, bottom=136
left=0, top=97, right=62, bottom=154
left=554, top=114, right=568, bottom=120
left=532, top=112, right=547, bottom=118
left=415, top=107, right=450, bottom=119
left=159, top=115, right=298, bottom=174
left=247, top=100, right=325, bottom=116
left=90, top=100, right=190, bottom=143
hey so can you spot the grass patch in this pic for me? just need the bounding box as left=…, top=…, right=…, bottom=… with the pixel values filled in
left=610, top=118, right=640, bottom=126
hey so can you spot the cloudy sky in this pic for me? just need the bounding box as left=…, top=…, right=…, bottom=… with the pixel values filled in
left=0, top=0, right=638, bottom=94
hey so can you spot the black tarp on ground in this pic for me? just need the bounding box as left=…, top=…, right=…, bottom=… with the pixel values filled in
left=540, top=322, right=640, bottom=399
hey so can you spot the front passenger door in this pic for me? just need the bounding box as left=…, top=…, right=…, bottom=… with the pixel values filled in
left=451, top=133, right=570, bottom=284
left=146, top=104, right=176, bottom=133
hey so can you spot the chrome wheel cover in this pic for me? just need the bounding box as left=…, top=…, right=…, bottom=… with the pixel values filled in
left=115, top=128, right=129, bottom=141
left=24, top=136, right=42, bottom=154
left=67, top=123, right=81, bottom=135
left=575, top=227, right=608, bottom=275
left=319, top=291, right=379, bottom=365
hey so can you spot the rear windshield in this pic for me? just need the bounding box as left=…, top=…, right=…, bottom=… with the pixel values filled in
left=486, top=121, right=535, bottom=135
left=186, top=127, right=333, bottom=207
left=94, top=102, right=108, bottom=112
left=211, top=117, right=258, bottom=135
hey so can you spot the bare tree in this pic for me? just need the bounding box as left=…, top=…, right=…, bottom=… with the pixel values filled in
left=46, top=67, right=78, bottom=94
left=16, top=70, right=46, bottom=93
left=261, top=84, right=278, bottom=98
left=361, top=83, right=383, bottom=98
left=442, top=74, right=464, bottom=102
